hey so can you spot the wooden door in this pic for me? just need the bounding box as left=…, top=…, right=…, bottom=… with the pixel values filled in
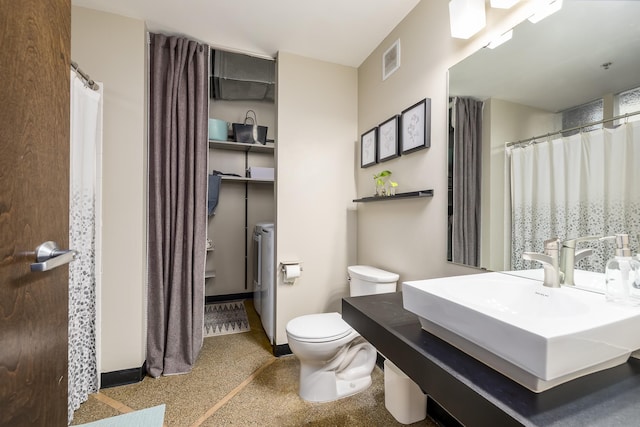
left=0, top=0, right=71, bottom=425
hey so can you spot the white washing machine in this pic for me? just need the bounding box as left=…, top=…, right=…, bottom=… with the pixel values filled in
left=253, top=222, right=274, bottom=343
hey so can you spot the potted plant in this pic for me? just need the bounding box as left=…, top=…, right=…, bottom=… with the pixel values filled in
left=373, top=170, right=398, bottom=196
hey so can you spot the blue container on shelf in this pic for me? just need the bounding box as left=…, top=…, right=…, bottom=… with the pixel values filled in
left=208, top=118, right=228, bottom=141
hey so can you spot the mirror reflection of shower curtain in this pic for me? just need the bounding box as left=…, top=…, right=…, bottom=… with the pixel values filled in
left=509, top=121, right=640, bottom=272
left=68, top=72, right=102, bottom=423
left=451, top=97, right=483, bottom=266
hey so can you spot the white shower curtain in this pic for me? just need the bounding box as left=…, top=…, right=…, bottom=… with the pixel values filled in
left=509, top=120, right=640, bottom=272
left=68, top=71, right=103, bottom=423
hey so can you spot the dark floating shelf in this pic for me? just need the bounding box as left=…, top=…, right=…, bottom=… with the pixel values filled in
left=353, top=189, right=434, bottom=203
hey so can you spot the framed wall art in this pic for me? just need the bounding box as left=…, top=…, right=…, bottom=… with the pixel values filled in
left=382, top=39, right=401, bottom=81
left=378, top=115, right=400, bottom=162
left=401, top=98, right=431, bottom=154
left=361, top=127, right=378, bottom=168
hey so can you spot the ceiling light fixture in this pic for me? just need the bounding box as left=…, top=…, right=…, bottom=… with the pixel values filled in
left=486, top=29, right=513, bottom=49
left=490, top=0, right=520, bottom=9
left=528, top=0, right=563, bottom=24
left=449, top=0, right=486, bottom=39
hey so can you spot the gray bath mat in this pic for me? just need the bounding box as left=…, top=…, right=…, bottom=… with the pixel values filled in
left=204, top=300, right=250, bottom=337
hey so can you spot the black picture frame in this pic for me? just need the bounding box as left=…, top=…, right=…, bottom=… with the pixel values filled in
left=360, top=127, right=378, bottom=168
left=378, top=115, right=400, bottom=162
left=401, top=98, right=431, bottom=154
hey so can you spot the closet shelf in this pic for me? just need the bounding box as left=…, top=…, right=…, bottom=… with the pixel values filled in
left=220, top=175, right=274, bottom=184
left=209, top=139, right=274, bottom=153
left=353, top=189, right=434, bottom=203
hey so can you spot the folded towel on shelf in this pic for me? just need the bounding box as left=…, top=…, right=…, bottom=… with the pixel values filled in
left=208, top=174, right=222, bottom=216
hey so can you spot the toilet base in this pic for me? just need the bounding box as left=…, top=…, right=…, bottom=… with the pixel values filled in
left=297, top=337, right=377, bottom=402
left=336, top=375, right=372, bottom=400
left=299, top=370, right=372, bottom=403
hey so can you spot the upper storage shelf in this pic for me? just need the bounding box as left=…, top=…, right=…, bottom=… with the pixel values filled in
left=220, top=176, right=273, bottom=184
left=209, top=139, right=274, bottom=153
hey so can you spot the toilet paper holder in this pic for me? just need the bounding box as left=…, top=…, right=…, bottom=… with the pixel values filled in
left=280, top=261, right=303, bottom=284
left=280, top=261, right=303, bottom=273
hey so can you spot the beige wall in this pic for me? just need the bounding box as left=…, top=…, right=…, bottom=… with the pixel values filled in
left=356, top=0, right=537, bottom=282
left=275, top=52, right=358, bottom=346
left=71, top=7, right=147, bottom=372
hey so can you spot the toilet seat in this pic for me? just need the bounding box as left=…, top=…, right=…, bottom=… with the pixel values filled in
left=286, top=312, right=352, bottom=343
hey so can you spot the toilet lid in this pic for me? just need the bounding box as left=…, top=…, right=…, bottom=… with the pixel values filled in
left=286, top=312, right=352, bottom=343
left=348, top=265, right=399, bottom=283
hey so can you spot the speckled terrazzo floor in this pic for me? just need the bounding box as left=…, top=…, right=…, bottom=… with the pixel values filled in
left=71, top=300, right=437, bottom=426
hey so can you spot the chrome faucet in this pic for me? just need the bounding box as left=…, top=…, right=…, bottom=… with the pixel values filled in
left=523, top=238, right=562, bottom=288
left=560, top=236, right=601, bottom=286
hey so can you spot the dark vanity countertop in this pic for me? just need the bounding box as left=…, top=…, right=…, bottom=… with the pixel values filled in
left=342, top=292, right=640, bottom=427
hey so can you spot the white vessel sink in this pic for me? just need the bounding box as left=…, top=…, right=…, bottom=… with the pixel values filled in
left=402, top=272, right=640, bottom=392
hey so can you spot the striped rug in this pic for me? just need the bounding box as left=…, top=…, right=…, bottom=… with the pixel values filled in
left=204, top=300, right=251, bottom=337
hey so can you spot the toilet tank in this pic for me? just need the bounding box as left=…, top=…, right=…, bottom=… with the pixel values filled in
left=348, top=265, right=399, bottom=297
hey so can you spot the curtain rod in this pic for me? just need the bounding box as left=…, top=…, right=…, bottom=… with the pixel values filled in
left=505, top=110, right=640, bottom=148
left=71, top=60, right=99, bottom=91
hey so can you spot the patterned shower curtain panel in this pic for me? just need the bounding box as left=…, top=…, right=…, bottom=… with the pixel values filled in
left=509, top=120, right=640, bottom=272
left=68, top=72, right=102, bottom=423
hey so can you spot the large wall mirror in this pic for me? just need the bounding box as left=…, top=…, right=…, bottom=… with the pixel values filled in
left=447, top=0, right=640, bottom=273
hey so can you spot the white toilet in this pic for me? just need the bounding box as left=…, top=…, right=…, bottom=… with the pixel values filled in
left=286, top=265, right=399, bottom=402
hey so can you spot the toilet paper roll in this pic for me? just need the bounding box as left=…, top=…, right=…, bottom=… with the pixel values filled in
left=284, top=264, right=301, bottom=281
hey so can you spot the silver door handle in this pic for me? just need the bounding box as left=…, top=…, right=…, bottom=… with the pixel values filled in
left=30, top=241, right=77, bottom=272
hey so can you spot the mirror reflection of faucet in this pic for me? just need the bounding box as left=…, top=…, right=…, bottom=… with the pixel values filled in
left=560, top=235, right=602, bottom=286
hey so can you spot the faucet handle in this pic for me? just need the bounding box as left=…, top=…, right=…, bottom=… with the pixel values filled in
left=522, top=252, right=552, bottom=264
left=523, top=238, right=560, bottom=263
left=574, top=248, right=594, bottom=263
left=562, top=235, right=602, bottom=248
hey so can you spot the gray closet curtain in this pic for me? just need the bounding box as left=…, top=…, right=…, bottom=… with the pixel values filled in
left=147, top=33, right=208, bottom=377
left=452, top=97, right=483, bottom=266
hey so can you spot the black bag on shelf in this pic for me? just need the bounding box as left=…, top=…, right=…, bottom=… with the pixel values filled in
left=232, top=110, right=267, bottom=144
